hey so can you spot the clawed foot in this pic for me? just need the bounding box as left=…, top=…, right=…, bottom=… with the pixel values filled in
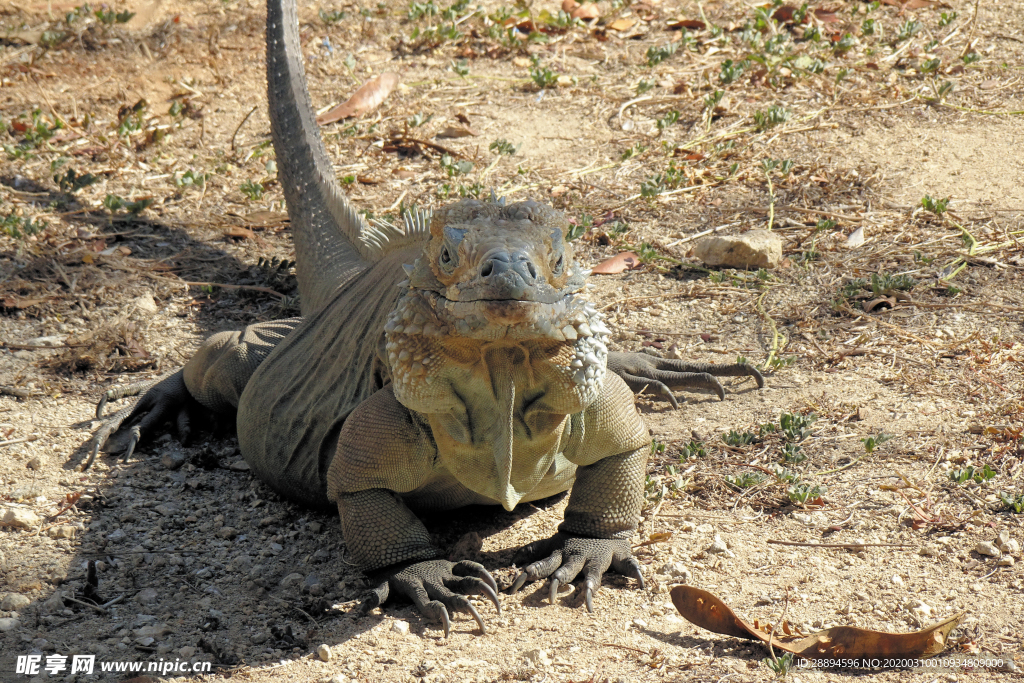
left=607, top=351, right=765, bottom=408
left=360, top=559, right=500, bottom=637
left=87, top=369, right=199, bottom=470
left=509, top=533, right=644, bottom=612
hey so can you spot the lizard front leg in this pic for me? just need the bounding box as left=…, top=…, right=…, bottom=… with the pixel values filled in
left=328, top=386, right=500, bottom=635
left=338, top=489, right=500, bottom=635
left=510, top=445, right=647, bottom=611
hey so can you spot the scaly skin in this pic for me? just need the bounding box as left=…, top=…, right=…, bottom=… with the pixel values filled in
left=85, top=0, right=766, bottom=637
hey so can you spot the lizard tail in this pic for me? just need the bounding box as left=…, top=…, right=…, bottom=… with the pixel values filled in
left=266, top=0, right=371, bottom=315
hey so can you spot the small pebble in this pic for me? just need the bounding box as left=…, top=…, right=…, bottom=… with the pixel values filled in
left=26, top=457, right=42, bottom=470
left=997, top=555, right=1014, bottom=567
left=392, top=620, right=410, bottom=635
left=975, top=541, right=1000, bottom=557
left=317, top=644, right=331, bottom=662
left=1, top=594, right=31, bottom=611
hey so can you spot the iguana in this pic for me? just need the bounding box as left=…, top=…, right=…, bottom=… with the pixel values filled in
left=85, top=0, right=764, bottom=634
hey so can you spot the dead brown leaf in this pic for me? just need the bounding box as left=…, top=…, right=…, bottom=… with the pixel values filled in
left=224, top=226, right=255, bottom=240
left=608, top=18, right=637, bottom=31
left=667, top=19, right=705, bottom=30
left=671, top=586, right=964, bottom=660
left=592, top=252, right=640, bottom=274
left=316, top=72, right=400, bottom=125
left=436, top=125, right=478, bottom=138
left=571, top=3, right=600, bottom=20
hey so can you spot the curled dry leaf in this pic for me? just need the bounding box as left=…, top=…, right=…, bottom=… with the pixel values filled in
left=592, top=251, right=640, bottom=274
left=436, top=125, right=478, bottom=138
left=671, top=586, right=964, bottom=661
left=607, top=18, right=636, bottom=31
left=561, top=0, right=578, bottom=11
left=316, top=73, right=400, bottom=126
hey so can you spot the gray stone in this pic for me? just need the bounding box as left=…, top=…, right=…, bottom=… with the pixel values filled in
left=26, top=457, right=42, bottom=470
left=280, top=572, right=304, bottom=588
left=39, top=593, right=65, bottom=615
left=0, top=617, right=20, bottom=632
left=46, top=525, right=76, bottom=539
left=1, top=508, right=41, bottom=529
left=135, top=588, right=159, bottom=606
left=106, top=528, right=126, bottom=542
left=975, top=541, right=1000, bottom=557
left=693, top=229, right=783, bottom=269
left=317, top=644, right=332, bottom=662
left=160, top=453, right=186, bottom=470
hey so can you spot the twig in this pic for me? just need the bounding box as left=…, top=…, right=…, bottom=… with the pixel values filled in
left=666, top=221, right=742, bottom=248
left=766, top=540, right=915, bottom=549
left=754, top=290, right=783, bottom=370
left=62, top=595, right=109, bottom=614
left=230, top=105, right=259, bottom=152
left=146, top=275, right=286, bottom=300
left=0, top=435, right=41, bottom=447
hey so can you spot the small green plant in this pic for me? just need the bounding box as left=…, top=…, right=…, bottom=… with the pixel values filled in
left=489, top=139, right=520, bottom=156
left=719, top=59, right=745, bottom=84
left=1, top=212, right=47, bottom=239
left=765, top=652, right=795, bottom=677
left=620, top=143, right=647, bottom=161
left=781, top=442, right=807, bottom=464
left=95, top=6, right=134, bottom=23
left=636, top=79, right=656, bottom=96
left=319, top=8, right=346, bottom=22
left=895, top=19, right=922, bottom=43
left=175, top=169, right=208, bottom=189
left=407, top=0, right=438, bottom=20
left=651, top=439, right=667, bottom=456
left=921, top=195, right=950, bottom=215
left=439, top=153, right=473, bottom=177
left=530, top=65, right=558, bottom=89
left=725, top=471, right=764, bottom=489
left=240, top=180, right=265, bottom=201
left=116, top=100, right=148, bottom=137
left=861, top=433, right=893, bottom=454
left=920, top=58, right=941, bottom=74
left=656, top=110, right=681, bottom=133
left=54, top=167, right=99, bottom=194
left=759, top=422, right=778, bottom=435
left=832, top=33, right=855, bottom=53
left=406, top=112, right=432, bottom=128
left=765, top=355, right=796, bottom=372
left=948, top=465, right=996, bottom=485
left=772, top=465, right=800, bottom=484
left=451, top=59, right=470, bottom=77
left=861, top=17, right=876, bottom=36
left=680, top=440, right=707, bottom=460
left=646, top=41, right=678, bottom=67
left=999, top=491, right=1024, bottom=513
left=103, top=194, right=153, bottom=215
left=753, top=105, right=790, bottom=131
left=962, top=52, right=981, bottom=65
left=869, top=272, right=916, bottom=296
left=780, top=412, right=817, bottom=442
left=723, top=430, right=757, bottom=447
left=944, top=285, right=962, bottom=297
left=787, top=482, right=826, bottom=505
left=938, top=11, right=957, bottom=27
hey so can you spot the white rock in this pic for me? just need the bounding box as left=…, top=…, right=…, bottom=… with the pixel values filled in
left=392, top=620, right=410, bottom=635
left=695, top=523, right=714, bottom=534
left=1, top=508, right=40, bottom=529
left=693, top=229, right=783, bottom=270
left=891, top=575, right=904, bottom=587
left=132, top=293, right=159, bottom=313
left=321, top=676, right=347, bottom=683
left=907, top=599, right=933, bottom=620
left=524, top=649, right=552, bottom=667
left=658, top=562, right=691, bottom=582
left=317, top=644, right=332, bottom=662
left=632, top=618, right=647, bottom=629
left=707, top=535, right=734, bottom=557
left=997, top=555, right=1014, bottom=567
left=1, top=594, right=31, bottom=611
left=47, top=525, right=76, bottom=539
left=975, top=541, right=1000, bottom=557
left=106, top=528, right=126, bottom=542
left=178, top=646, right=197, bottom=658
left=0, top=617, right=21, bottom=632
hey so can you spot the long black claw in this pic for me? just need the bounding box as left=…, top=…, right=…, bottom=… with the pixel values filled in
left=440, top=605, right=451, bottom=638
left=480, top=569, right=498, bottom=594
left=548, top=578, right=560, bottom=605
left=584, top=581, right=595, bottom=613
left=466, top=603, right=485, bottom=634
left=711, top=377, right=725, bottom=401
left=479, top=582, right=501, bottom=615
left=124, top=426, right=141, bottom=463
left=85, top=437, right=101, bottom=471
left=656, top=383, right=681, bottom=410
left=510, top=571, right=529, bottom=594
left=96, top=392, right=110, bottom=419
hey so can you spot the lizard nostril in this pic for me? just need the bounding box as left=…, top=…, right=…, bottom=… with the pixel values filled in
left=481, top=261, right=493, bottom=277
left=525, top=261, right=537, bottom=279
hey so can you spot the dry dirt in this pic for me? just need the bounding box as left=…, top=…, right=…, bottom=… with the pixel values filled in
left=1, top=0, right=1023, bottom=681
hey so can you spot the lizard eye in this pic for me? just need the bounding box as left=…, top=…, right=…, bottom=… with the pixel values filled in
left=553, top=255, right=564, bottom=275
left=439, top=247, right=454, bottom=271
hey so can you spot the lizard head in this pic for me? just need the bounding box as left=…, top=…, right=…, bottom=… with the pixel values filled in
left=384, top=197, right=610, bottom=413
